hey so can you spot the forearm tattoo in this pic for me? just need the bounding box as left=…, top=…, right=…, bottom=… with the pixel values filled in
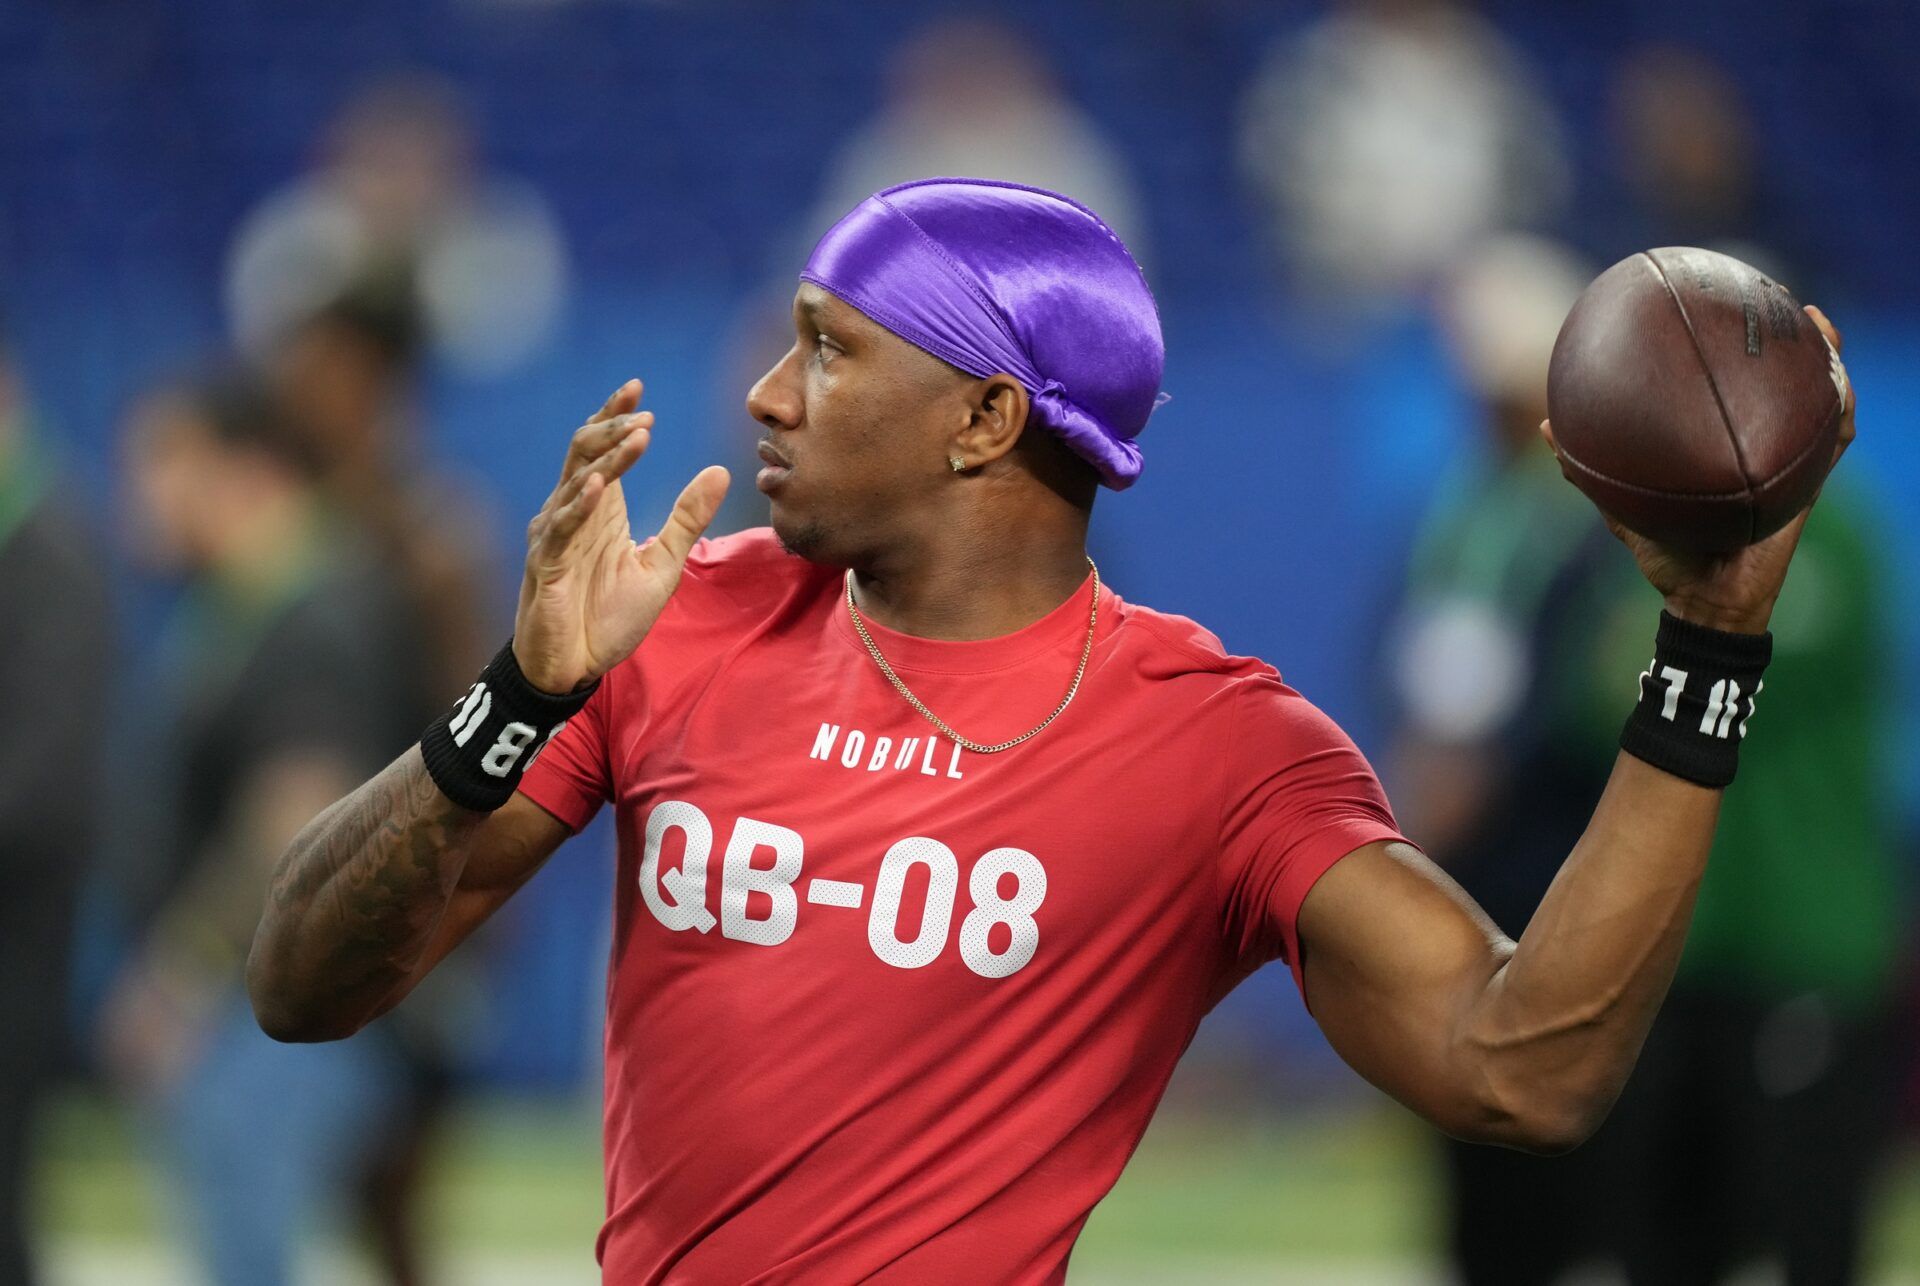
left=254, top=747, right=481, bottom=1029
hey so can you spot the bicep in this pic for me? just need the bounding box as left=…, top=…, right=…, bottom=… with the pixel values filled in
left=1296, top=840, right=1513, bottom=1137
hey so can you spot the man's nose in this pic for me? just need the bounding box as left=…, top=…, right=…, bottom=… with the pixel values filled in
left=747, top=347, right=803, bottom=431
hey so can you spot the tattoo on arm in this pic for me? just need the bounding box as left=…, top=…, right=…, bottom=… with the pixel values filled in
left=251, top=746, right=483, bottom=1036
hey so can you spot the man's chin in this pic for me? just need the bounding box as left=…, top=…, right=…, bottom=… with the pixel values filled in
left=770, top=510, right=833, bottom=565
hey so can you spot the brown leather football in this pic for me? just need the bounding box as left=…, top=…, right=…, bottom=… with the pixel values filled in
left=1546, top=247, right=1845, bottom=553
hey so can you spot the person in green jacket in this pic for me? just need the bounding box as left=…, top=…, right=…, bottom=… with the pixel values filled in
left=1383, top=236, right=1626, bottom=1285
left=1578, top=484, right=1911, bottom=1284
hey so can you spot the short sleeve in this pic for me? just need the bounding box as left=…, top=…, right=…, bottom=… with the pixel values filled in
left=517, top=674, right=614, bottom=831
left=1217, top=675, right=1411, bottom=1008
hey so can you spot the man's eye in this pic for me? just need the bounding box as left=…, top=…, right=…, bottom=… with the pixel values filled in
left=813, top=337, right=840, bottom=364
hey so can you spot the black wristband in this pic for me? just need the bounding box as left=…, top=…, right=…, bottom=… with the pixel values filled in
left=420, top=641, right=599, bottom=811
left=1619, top=611, right=1772, bottom=788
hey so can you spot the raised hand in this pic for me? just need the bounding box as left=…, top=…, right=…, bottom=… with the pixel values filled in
left=515, top=380, right=730, bottom=693
left=1542, top=305, right=1856, bottom=635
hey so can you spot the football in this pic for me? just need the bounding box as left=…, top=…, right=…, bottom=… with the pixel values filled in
left=1546, top=247, right=1846, bottom=553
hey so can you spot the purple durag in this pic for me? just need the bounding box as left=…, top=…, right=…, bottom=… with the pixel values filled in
left=801, top=177, right=1167, bottom=490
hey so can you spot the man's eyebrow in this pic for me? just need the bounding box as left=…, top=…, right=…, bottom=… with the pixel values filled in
left=798, top=293, right=853, bottom=333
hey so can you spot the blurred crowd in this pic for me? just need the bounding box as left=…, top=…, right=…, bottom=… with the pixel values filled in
left=1, top=2, right=1914, bottom=1284
left=1386, top=237, right=1905, bottom=1284
left=3, top=74, right=525, bottom=1285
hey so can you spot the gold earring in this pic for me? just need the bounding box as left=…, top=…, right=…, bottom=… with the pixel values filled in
left=949, top=456, right=966, bottom=472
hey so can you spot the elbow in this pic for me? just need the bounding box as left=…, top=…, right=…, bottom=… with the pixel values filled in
left=1482, top=1090, right=1620, bottom=1159
left=249, top=990, right=364, bottom=1045
left=244, top=943, right=363, bottom=1045
left=250, top=998, right=350, bottom=1045
left=1449, top=1053, right=1618, bottom=1157
left=1503, top=1104, right=1605, bottom=1157
left=251, top=1004, right=318, bottom=1045
left=1441, top=1101, right=1603, bottom=1158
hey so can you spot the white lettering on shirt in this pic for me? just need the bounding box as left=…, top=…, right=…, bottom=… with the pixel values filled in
left=719, top=816, right=803, bottom=946
left=810, top=723, right=841, bottom=760
left=637, top=801, right=1046, bottom=978
left=805, top=723, right=966, bottom=781
left=640, top=800, right=718, bottom=934
left=839, top=730, right=866, bottom=768
left=806, top=878, right=864, bottom=909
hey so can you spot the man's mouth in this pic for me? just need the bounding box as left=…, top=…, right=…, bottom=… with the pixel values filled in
left=756, top=439, right=793, bottom=493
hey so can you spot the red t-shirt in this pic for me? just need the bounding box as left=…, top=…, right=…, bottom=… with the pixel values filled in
left=518, top=528, right=1409, bottom=1284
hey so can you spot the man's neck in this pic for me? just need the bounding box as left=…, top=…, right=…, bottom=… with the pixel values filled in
left=847, top=521, right=1093, bottom=642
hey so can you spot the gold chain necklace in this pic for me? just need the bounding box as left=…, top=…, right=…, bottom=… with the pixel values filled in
left=844, top=557, right=1100, bottom=754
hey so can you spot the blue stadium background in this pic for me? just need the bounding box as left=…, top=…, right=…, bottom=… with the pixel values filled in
left=4, top=0, right=1916, bottom=1088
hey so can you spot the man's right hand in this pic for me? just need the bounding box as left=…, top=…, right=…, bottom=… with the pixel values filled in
left=514, top=379, right=730, bottom=694
left=1539, top=305, right=1855, bottom=638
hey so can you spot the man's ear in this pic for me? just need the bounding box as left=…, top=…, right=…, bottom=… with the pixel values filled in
left=952, top=373, right=1030, bottom=470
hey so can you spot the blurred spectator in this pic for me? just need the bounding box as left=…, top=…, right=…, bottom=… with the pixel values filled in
left=226, top=73, right=568, bottom=376
left=264, top=284, right=500, bottom=1283
left=1554, top=47, right=1901, bottom=1279
left=1589, top=488, right=1909, bottom=1284
left=1238, top=0, right=1569, bottom=316
left=1380, top=236, right=1618, bottom=1285
left=101, top=369, right=422, bottom=1286
left=0, top=327, right=109, bottom=1286
left=265, top=282, right=498, bottom=705
left=807, top=17, right=1150, bottom=262
left=1596, top=44, right=1820, bottom=291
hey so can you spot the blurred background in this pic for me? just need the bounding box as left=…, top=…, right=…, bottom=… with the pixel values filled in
left=1, top=0, right=1917, bottom=1282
